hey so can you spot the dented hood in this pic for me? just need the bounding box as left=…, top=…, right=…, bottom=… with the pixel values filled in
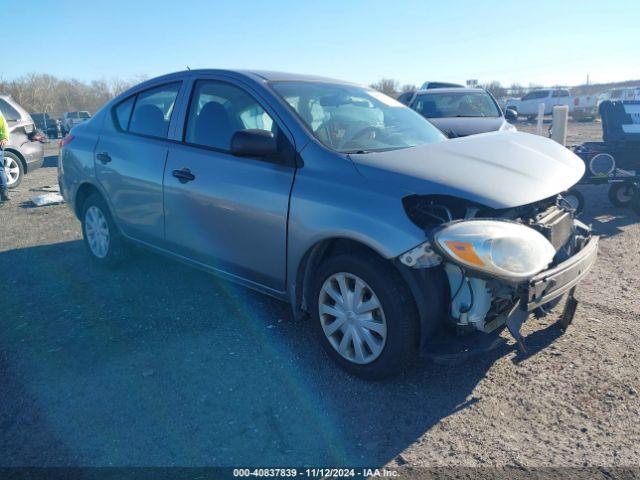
left=350, top=131, right=585, bottom=209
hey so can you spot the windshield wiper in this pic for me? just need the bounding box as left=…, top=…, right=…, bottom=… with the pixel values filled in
left=343, top=150, right=370, bottom=154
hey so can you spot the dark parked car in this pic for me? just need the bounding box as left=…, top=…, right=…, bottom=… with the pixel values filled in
left=409, top=88, right=518, bottom=137
left=59, top=70, right=597, bottom=379
left=397, top=81, right=464, bottom=106
left=31, top=113, right=62, bottom=139
left=0, top=95, right=45, bottom=188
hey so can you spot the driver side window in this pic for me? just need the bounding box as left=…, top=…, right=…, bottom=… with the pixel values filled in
left=184, top=80, right=276, bottom=151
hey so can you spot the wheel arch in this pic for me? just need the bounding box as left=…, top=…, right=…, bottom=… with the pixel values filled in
left=292, top=236, right=448, bottom=347
left=74, top=182, right=105, bottom=219
left=3, top=148, right=27, bottom=172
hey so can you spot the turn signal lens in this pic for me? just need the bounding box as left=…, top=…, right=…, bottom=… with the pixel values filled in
left=444, top=241, right=485, bottom=267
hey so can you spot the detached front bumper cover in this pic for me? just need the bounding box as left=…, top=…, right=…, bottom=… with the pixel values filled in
left=525, top=236, right=599, bottom=311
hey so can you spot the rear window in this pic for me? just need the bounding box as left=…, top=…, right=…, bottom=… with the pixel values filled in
left=113, top=97, right=135, bottom=131
left=0, top=99, right=21, bottom=122
left=522, top=90, right=549, bottom=101
left=119, top=82, right=181, bottom=139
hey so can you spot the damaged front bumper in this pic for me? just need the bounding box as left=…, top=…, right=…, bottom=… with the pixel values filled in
left=399, top=214, right=599, bottom=358
left=525, top=235, right=598, bottom=311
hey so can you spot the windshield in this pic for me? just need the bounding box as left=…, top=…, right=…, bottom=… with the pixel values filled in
left=412, top=91, right=501, bottom=118
left=271, top=82, right=445, bottom=153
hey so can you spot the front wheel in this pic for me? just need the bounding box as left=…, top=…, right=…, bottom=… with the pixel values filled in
left=81, top=193, right=126, bottom=267
left=311, top=253, right=421, bottom=380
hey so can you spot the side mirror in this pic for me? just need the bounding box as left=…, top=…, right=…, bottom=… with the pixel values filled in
left=231, top=129, right=278, bottom=157
left=504, top=108, right=517, bottom=121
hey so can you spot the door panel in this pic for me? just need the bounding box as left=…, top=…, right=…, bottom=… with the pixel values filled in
left=94, top=81, right=182, bottom=244
left=162, top=79, right=295, bottom=291
left=95, top=132, right=168, bottom=243
left=163, top=144, right=294, bottom=290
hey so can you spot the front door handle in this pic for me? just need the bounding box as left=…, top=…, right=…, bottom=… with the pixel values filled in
left=172, top=167, right=195, bottom=183
left=96, top=152, right=111, bottom=164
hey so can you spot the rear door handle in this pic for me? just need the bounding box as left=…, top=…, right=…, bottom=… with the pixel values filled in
left=96, top=152, right=111, bottom=164
left=172, top=167, right=195, bottom=183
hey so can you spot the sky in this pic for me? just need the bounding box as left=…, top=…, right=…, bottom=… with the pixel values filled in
left=3, top=0, right=638, bottom=88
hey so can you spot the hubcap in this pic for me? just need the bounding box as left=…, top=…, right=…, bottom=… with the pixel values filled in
left=319, top=272, right=387, bottom=365
left=85, top=206, right=110, bottom=258
left=4, top=157, right=20, bottom=186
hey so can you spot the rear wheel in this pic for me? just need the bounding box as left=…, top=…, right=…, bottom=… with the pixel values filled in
left=81, top=193, right=126, bottom=267
left=3, top=152, right=24, bottom=189
left=608, top=183, right=634, bottom=208
left=311, top=253, right=420, bottom=380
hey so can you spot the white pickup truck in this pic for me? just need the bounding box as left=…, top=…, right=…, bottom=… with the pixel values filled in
left=506, top=88, right=572, bottom=119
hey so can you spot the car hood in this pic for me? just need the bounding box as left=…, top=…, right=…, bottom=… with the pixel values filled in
left=350, top=131, right=585, bottom=209
left=427, top=117, right=507, bottom=137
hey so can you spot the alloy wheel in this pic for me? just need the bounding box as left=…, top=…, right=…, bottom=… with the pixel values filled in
left=4, top=157, right=21, bottom=186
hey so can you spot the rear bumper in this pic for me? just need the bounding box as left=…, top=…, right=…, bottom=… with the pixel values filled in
left=21, top=141, right=45, bottom=172
left=525, top=236, right=599, bottom=311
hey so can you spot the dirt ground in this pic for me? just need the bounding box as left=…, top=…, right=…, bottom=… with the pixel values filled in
left=0, top=123, right=638, bottom=474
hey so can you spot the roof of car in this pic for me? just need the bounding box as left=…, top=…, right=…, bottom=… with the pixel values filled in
left=159, top=69, right=359, bottom=85
left=414, top=87, right=487, bottom=95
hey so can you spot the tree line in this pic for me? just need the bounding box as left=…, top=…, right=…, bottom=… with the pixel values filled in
left=369, top=78, right=532, bottom=99
left=0, top=73, right=147, bottom=118
left=2, top=73, right=637, bottom=118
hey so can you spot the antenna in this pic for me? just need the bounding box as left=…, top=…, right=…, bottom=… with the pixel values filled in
left=186, top=66, right=191, bottom=71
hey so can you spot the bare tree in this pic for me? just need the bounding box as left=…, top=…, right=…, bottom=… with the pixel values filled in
left=509, top=83, right=526, bottom=98
left=370, top=78, right=400, bottom=97
left=0, top=73, right=146, bottom=117
left=481, top=80, right=507, bottom=99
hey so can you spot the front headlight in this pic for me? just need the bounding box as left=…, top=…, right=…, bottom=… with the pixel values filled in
left=433, top=220, right=556, bottom=281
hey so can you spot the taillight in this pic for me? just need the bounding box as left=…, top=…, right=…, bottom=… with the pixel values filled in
left=59, top=135, right=75, bottom=148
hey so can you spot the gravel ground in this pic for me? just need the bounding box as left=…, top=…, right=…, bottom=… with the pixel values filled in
left=0, top=123, right=638, bottom=473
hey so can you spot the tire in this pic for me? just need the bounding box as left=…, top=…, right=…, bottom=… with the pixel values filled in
left=80, top=193, right=126, bottom=267
left=608, top=183, right=634, bottom=208
left=3, top=152, right=24, bottom=189
left=310, top=253, right=421, bottom=380
left=631, top=185, right=640, bottom=215
left=562, top=188, right=585, bottom=215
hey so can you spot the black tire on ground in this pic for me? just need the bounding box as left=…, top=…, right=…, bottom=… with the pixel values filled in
left=562, top=188, right=585, bottom=215
left=631, top=185, right=640, bottom=215
left=608, top=183, right=635, bottom=208
left=3, top=151, right=24, bottom=189
left=80, top=192, right=126, bottom=268
left=310, top=252, right=423, bottom=380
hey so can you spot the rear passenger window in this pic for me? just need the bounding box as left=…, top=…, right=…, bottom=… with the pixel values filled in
left=184, top=80, right=276, bottom=151
left=113, top=97, right=135, bottom=131
left=0, top=99, right=21, bottom=122
left=128, top=83, right=181, bottom=139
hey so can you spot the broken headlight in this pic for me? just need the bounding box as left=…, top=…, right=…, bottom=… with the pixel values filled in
left=433, top=220, right=556, bottom=281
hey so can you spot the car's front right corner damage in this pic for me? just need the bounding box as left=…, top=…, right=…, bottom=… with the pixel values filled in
left=395, top=191, right=599, bottom=358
